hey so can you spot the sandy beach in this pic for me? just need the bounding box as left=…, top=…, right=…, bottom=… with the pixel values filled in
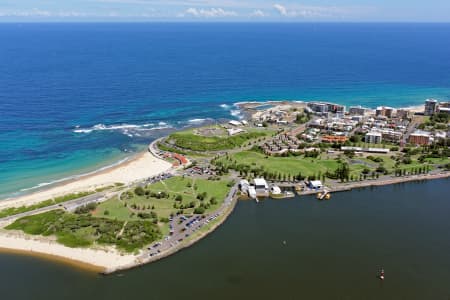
left=0, top=230, right=137, bottom=272
left=0, top=150, right=172, bottom=210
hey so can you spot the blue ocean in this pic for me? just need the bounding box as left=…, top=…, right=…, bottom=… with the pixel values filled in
left=1, top=23, right=450, bottom=199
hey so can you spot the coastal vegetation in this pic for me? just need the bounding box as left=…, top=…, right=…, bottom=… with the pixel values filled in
left=167, top=128, right=270, bottom=151
left=5, top=210, right=161, bottom=252
left=0, top=192, right=94, bottom=219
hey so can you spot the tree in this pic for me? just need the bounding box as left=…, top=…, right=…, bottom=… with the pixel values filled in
left=134, top=186, right=145, bottom=196
left=194, top=207, right=205, bottom=214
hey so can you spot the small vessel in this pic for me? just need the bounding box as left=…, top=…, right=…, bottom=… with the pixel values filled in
left=283, top=191, right=295, bottom=198
left=270, top=185, right=283, bottom=198
left=379, top=268, right=385, bottom=280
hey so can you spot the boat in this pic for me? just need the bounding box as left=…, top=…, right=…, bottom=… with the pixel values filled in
left=379, top=268, right=385, bottom=280
left=283, top=191, right=295, bottom=198
left=270, top=185, right=284, bottom=199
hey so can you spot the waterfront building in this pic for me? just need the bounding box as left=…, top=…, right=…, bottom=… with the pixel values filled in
left=437, top=107, right=450, bottom=115
left=308, top=102, right=329, bottom=114
left=253, top=178, right=269, bottom=196
left=349, top=106, right=368, bottom=116
left=396, top=109, right=412, bottom=119
left=365, top=131, right=382, bottom=144
left=239, top=180, right=250, bottom=194
left=308, top=180, right=323, bottom=189
left=376, top=106, right=395, bottom=118
left=409, top=130, right=431, bottom=145
left=424, top=99, right=438, bottom=116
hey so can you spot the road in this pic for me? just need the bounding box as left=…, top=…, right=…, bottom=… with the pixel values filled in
left=0, top=192, right=111, bottom=223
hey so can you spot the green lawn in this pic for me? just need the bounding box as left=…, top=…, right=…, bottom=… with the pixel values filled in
left=217, top=150, right=340, bottom=178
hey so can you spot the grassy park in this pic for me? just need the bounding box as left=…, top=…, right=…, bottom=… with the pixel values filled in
left=166, top=127, right=272, bottom=152
left=212, top=148, right=442, bottom=182
left=4, top=177, right=231, bottom=252
left=95, top=176, right=231, bottom=223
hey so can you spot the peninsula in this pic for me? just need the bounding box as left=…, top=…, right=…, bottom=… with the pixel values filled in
left=0, top=99, right=449, bottom=273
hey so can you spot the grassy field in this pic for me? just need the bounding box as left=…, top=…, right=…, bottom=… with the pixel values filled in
left=0, top=191, right=95, bottom=219
left=215, top=149, right=440, bottom=180
left=215, top=150, right=340, bottom=178
left=5, top=210, right=161, bottom=253
left=166, top=127, right=273, bottom=151
left=95, top=176, right=231, bottom=223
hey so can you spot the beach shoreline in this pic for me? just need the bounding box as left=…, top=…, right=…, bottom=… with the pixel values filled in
left=0, top=149, right=172, bottom=211
left=0, top=230, right=137, bottom=273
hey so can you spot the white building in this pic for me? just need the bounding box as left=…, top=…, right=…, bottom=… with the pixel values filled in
left=239, top=180, right=250, bottom=193
left=229, top=120, right=242, bottom=126
left=365, top=131, right=382, bottom=144
left=308, top=180, right=323, bottom=189
left=227, top=128, right=245, bottom=136
left=253, top=178, right=269, bottom=197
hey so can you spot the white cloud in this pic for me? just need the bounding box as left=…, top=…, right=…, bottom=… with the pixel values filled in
left=250, top=9, right=267, bottom=17
left=0, top=8, right=52, bottom=17
left=180, top=7, right=238, bottom=18
left=273, top=3, right=348, bottom=18
left=273, top=4, right=288, bottom=16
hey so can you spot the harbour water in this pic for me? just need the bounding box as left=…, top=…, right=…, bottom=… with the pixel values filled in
left=1, top=23, right=450, bottom=199
left=1, top=178, right=449, bottom=299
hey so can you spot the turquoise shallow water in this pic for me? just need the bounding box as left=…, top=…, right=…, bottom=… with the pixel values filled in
left=1, top=23, right=450, bottom=198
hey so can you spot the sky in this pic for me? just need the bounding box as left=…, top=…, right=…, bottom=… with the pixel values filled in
left=1, top=0, right=450, bottom=22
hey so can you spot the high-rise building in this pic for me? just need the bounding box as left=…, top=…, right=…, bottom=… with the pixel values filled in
left=424, top=99, right=438, bottom=116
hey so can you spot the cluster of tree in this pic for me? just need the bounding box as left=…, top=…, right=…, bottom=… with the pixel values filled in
left=367, top=156, right=384, bottom=163
left=334, top=163, right=350, bottom=182
left=394, top=166, right=430, bottom=176
left=74, top=202, right=98, bottom=214
left=294, top=112, right=311, bottom=124
left=304, top=150, right=320, bottom=158
left=129, top=203, right=155, bottom=210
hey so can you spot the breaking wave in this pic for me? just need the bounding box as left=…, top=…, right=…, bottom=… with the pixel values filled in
left=73, top=122, right=173, bottom=136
